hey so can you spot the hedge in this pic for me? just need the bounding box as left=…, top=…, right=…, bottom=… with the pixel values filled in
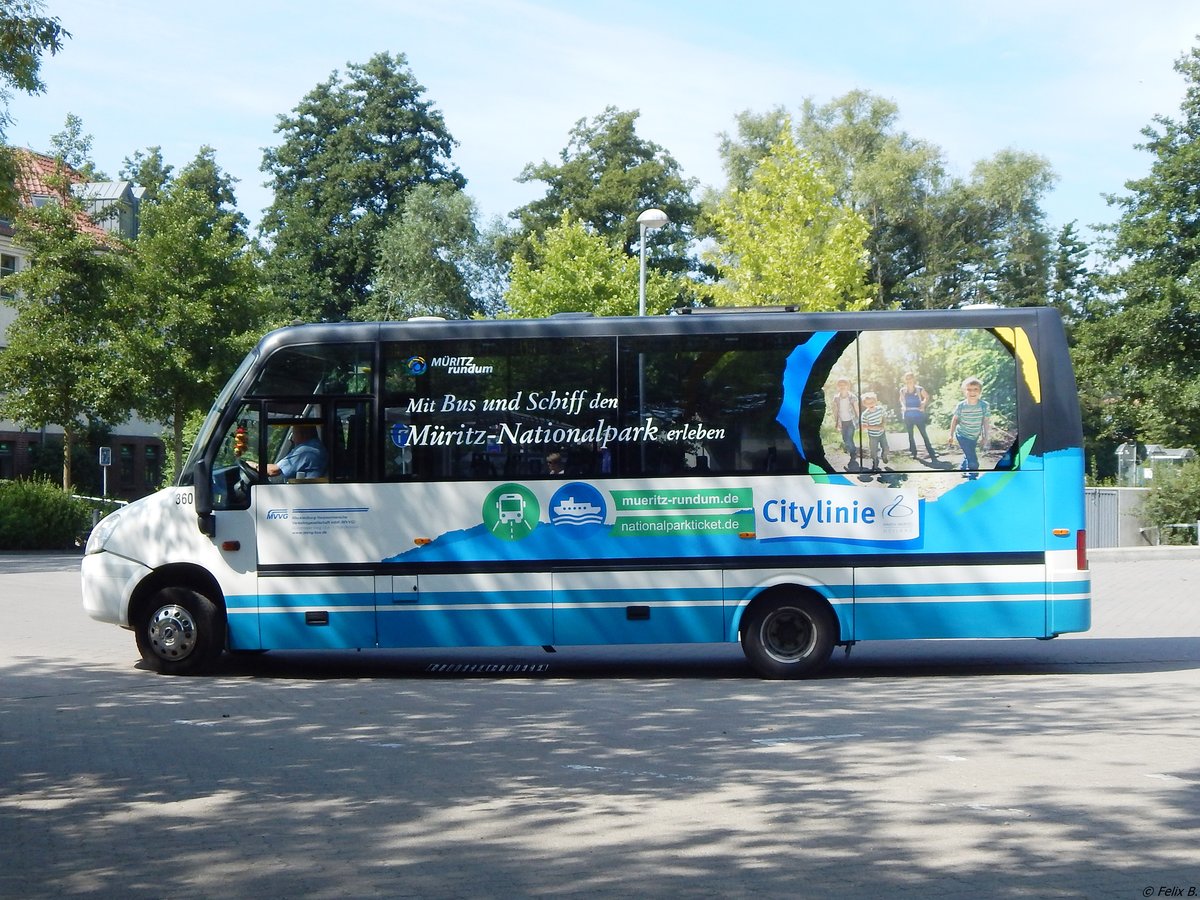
left=0, top=478, right=91, bottom=550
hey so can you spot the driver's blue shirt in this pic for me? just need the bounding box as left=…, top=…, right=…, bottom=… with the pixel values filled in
left=276, top=438, right=328, bottom=480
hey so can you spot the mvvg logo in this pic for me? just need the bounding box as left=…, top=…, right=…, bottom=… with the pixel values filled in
left=266, top=508, right=289, bottom=520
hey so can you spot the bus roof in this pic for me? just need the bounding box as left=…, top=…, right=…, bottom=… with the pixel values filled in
left=253, top=306, right=1069, bottom=355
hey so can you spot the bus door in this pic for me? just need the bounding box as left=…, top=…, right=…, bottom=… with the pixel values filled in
left=207, top=397, right=378, bottom=651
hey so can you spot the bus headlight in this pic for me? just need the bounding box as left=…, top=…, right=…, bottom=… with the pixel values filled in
left=85, top=512, right=122, bottom=555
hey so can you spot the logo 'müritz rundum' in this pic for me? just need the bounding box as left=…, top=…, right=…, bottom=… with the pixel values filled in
left=406, top=356, right=427, bottom=375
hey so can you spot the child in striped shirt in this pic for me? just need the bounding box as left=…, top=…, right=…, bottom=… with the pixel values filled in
left=860, top=392, right=888, bottom=470
left=949, top=377, right=991, bottom=477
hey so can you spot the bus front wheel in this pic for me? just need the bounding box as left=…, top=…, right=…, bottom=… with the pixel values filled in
left=134, top=586, right=224, bottom=675
left=741, top=593, right=836, bottom=679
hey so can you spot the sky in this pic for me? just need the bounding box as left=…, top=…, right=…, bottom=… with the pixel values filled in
left=7, top=0, right=1200, bottom=242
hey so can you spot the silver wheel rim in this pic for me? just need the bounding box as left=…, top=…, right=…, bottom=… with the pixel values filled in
left=760, top=606, right=817, bottom=663
left=147, top=604, right=198, bottom=661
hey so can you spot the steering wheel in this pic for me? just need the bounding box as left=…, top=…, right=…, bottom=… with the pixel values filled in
left=237, top=457, right=263, bottom=484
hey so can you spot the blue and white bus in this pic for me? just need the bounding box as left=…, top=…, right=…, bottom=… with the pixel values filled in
left=82, top=307, right=1090, bottom=678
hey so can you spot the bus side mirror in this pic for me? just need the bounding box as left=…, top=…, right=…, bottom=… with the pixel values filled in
left=193, top=458, right=216, bottom=537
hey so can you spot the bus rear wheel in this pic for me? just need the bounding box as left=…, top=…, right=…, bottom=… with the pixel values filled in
left=741, top=593, right=836, bottom=679
left=134, top=586, right=223, bottom=675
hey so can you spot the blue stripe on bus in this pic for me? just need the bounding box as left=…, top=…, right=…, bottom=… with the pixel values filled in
left=1048, top=579, right=1090, bottom=595
left=242, top=592, right=375, bottom=609
left=853, top=580, right=1045, bottom=599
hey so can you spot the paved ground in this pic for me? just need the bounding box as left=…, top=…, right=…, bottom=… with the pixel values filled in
left=0, top=548, right=1198, bottom=898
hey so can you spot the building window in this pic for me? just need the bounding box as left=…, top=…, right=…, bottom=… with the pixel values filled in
left=144, top=444, right=161, bottom=488
left=1, top=253, right=16, bottom=300
left=119, top=444, right=135, bottom=485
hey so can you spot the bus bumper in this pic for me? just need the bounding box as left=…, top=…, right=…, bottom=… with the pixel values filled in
left=81, top=552, right=151, bottom=627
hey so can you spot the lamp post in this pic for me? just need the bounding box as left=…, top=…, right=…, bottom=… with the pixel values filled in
left=636, top=208, right=669, bottom=316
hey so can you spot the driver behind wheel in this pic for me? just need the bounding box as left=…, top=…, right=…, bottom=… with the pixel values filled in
left=266, top=424, right=328, bottom=481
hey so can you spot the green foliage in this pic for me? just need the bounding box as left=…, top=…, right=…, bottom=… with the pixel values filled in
left=120, top=146, right=173, bottom=201
left=714, top=107, right=791, bottom=195
left=704, top=129, right=870, bottom=310
left=1141, top=459, right=1200, bottom=543
left=122, top=148, right=268, bottom=479
left=0, top=478, right=90, bottom=550
left=1049, top=222, right=1096, bottom=325
left=795, top=92, right=946, bottom=309
left=0, top=0, right=70, bottom=214
left=49, top=112, right=106, bottom=179
left=0, top=0, right=68, bottom=96
left=363, top=182, right=482, bottom=320
left=509, top=107, right=701, bottom=277
left=1073, top=43, right=1200, bottom=457
left=260, top=52, right=464, bottom=322
left=718, top=92, right=1060, bottom=310
left=505, top=217, right=684, bottom=318
left=0, top=0, right=67, bottom=122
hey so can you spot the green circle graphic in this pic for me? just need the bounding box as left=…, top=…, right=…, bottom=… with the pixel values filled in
left=482, top=483, right=540, bottom=541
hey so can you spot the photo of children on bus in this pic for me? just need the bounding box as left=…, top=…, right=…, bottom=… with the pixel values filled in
left=821, top=329, right=1015, bottom=482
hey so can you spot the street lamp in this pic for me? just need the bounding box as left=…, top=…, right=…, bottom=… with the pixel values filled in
left=637, top=208, right=669, bottom=316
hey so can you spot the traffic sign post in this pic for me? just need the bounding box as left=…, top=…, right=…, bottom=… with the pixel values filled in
left=99, top=446, right=111, bottom=497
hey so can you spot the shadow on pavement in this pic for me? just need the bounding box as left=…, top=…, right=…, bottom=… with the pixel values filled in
left=172, top=634, right=1200, bottom=682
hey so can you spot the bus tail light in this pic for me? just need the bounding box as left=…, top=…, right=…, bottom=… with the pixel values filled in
left=1077, top=529, right=1087, bottom=570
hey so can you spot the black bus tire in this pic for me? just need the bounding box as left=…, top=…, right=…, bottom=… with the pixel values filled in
left=134, top=586, right=224, bottom=675
left=741, top=592, right=836, bottom=679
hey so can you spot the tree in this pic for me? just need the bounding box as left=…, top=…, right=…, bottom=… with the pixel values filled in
left=260, top=52, right=464, bottom=322
left=719, top=93, right=1063, bottom=310
left=0, top=172, right=132, bottom=491
left=1140, top=458, right=1200, bottom=542
left=703, top=129, right=870, bottom=310
left=964, top=150, right=1056, bottom=306
left=1048, top=221, right=1096, bottom=326
left=719, top=97, right=945, bottom=308
left=0, top=0, right=67, bottom=110
left=509, top=107, right=700, bottom=277
left=794, top=92, right=946, bottom=309
left=714, top=107, right=791, bottom=194
left=1072, top=43, right=1200, bottom=473
left=48, top=112, right=106, bottom=179
left=505, top=216, right=681, bottom=318
left=120, top=146, right=173, bottom=202
left=123, top=149, right=268, bottom=477
left=0, top=0, right=69, bottom=215
left=363, top=182, right=482, bottom=321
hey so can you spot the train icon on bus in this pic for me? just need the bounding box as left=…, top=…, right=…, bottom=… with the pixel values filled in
left=497, top=492, right=525, bottom=525
left=482, top=483, right=540, bottom=540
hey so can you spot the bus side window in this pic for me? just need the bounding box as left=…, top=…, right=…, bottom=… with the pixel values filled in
left=330, top=401, right=371, bottom=482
